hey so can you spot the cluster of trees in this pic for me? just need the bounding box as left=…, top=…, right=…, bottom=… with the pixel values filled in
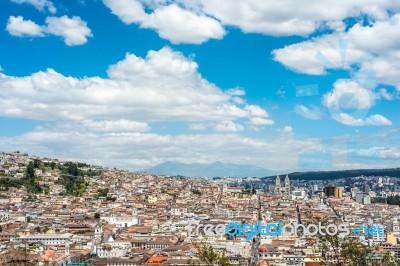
left=0, top=178, right=24, bottom=190
left=97, top=188, right=109, bottom=198
left=372, top=197, right=388, bottom=204
left=0, top=160, right=48, bottom=194
left=191, top=235, right=400, bottom=266
left=303, top=212, right=400, bottom=266
left=189, top=243, right=232, bottom=266
left=57, top=161, right=102, bottom=177
left=190, top=213, right=400, bottom=266
left=65, top=162, right=79, bottom=176
left=387, top=195, right=400, bottom=205
left=19, top=160, right=99, bottom=196
left=23, top=161, right=45, bottom=194
left=0, top=248, right=34, bottom=266
left=55, top=162, right=102, bottom=197
left=191, top=189, right=202, bottom=195
left=242, top=188, right=257, bottom=194
left=56, top=174, right=88, bottom=197
left=314, top=232, right=400, bottom=265
left=370, top=195, right=400, bottom=206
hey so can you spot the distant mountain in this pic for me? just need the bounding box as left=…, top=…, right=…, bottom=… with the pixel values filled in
left=144, top=161, right=271, bottom=178
left=264, top=168, right=400, bottom=181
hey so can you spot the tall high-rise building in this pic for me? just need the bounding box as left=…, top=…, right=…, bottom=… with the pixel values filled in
left=351, top=187, right=359, bottom=198
left=334, top=187, right=343, bottom=198
left=323, top=186, right=343, bottom=198
left=323, top=186, right=335, bottom=197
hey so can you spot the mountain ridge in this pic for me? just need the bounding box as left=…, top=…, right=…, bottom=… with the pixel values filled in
left=144, top=161, right=271, bottom=178
left=264, top=167, right=400, bottom=180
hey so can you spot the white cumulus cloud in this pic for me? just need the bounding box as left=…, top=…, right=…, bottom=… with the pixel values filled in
left=332, top=113, right=392, bottom=126
left=103, top=0, right=225, bottom=44
left=0, top=47, right=269, bottom=125
left=6, top=15, right=92, bottom=46
left=200, top=0, right=400, bottom=36
left=323, top=80, right=373, bottom=111
left=294, top=105, right=324, bottom=120
left=357, top=147, right=400, bottom=159
left=11, top=0, right=56, bottom=13
left=46, top=16, right=93, bottom=46
left=6, top=16, right=44, bottom=37
left=273, top=14, right=400, bottom=89
left=322, top=80, right=392, bottom=126
left=248, top=117, right=274, bottom=126
left=102, top=0, right=400, bottom=45
left=213, top=121, right=244, bottom=132
left=81, top=120, right=150, bottom=132
left=0, top=129, right=322, bottom=171
left=143, top=4, right=225, bottom=44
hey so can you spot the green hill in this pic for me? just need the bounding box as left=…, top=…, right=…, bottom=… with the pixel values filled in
left=264, top=168, right=400, bottom=181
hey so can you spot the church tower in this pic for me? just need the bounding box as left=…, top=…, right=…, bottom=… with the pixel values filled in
left=393, top=218, right=400, bottom=234
left=95, top=224, right=103, bottom=240
left=132, top=208, right=140, bottom=225
left=274, top=176, right=281, bottom=195
left=284, top=175, right=291, bottom=196
left=65, top=242, right=70, bottom=256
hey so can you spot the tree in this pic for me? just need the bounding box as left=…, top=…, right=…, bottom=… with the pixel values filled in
left=304, top=212, right=400, bottom=266
left=191, top=189, right=202, bottom=195
left=101, top=244, right=112, bottom=251
left=97, top=188, right=109, bottom=198
left=189, top=242, right=232, bottom=266
left=381, top=251, right=400, bottom=266
left=387, top=195, right=400, bottom=205
left=340, top=240, right=376, bottom=266
left=25, top=162, right=35, bottom=179
left=56, top=174, right=88, bottom=197
left=33, top=159, right=41, bottom=168
left=0, top=247, right=37, bottom=266
left=94, top=213, right=101, bottom=219
left=50, top=162, right=56, bottom=170
left=23, top=162, right=42, bottom=194
left=67, top=163, right=79, bottom=176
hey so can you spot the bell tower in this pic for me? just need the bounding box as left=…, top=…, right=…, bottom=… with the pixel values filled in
left=274, top=176, right=281, bottom=195
left=132, top=208, right=140, bottom=225
left=95, top=224, right=103, bottom=239
left=284, top=175, right=290, bottom=196
left=393, top=218, right=400, bottom=234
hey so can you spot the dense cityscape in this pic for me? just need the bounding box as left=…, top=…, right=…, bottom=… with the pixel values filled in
left=1, top=151, right=400, bottom=265
left=2, top=0, right=400, bottom=265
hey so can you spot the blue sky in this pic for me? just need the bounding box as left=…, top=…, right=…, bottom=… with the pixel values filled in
left=0, top=0, right=399, bottom=172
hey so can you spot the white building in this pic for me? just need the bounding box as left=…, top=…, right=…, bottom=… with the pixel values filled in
left=14, top=233, right=72, bottom=245
left=0, top=211, right=12, bottom=219
left=95, top=245, right=129, bottom=258
left=291, top=189, right=306, bottom=200
left=103, top=208, right=140, bottom=228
